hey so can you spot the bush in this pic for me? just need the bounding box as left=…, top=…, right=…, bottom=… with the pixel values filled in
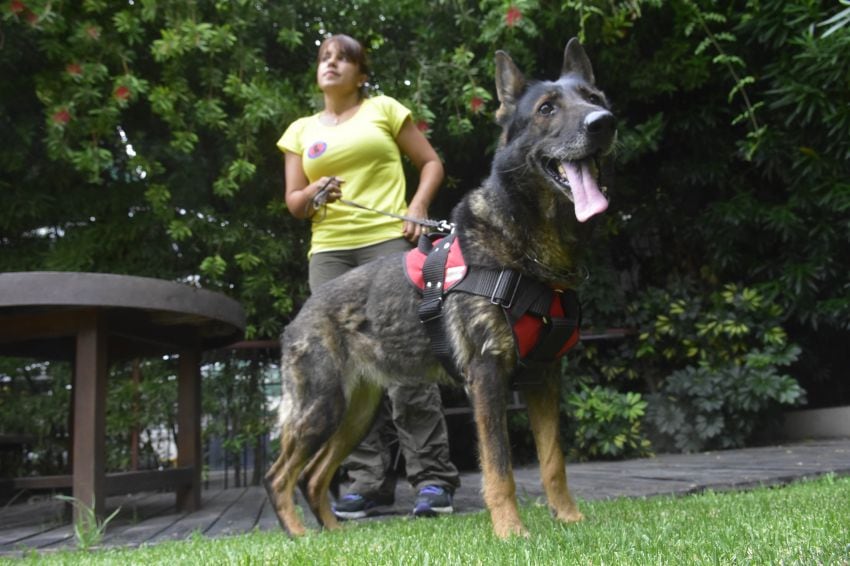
left=0, top=360, right=70, bottom=477
left=631, top=280, right=805, bottom=452
left=565, top=385, right=650, bottom=461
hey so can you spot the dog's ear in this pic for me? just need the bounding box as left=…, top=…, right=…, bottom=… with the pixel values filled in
left=495, top=50, right=525, bottom=123
left=561, top=37, right=595, bottom=85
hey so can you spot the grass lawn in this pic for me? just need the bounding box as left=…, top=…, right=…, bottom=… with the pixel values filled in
left=7, top=474, right=849, bottom=565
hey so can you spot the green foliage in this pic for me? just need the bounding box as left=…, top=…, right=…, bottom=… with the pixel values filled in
left=819, top=0, right=850, bottom=37
left=566, top=385, right=650, bottom=461
left=202, top=355, right=276, bottom=483
left=104, top=359, right=177, bottom=471
left=1, top=0, right=310, bottom=337
left=0, top=353, right=276, bottom=481
left=54, top=495, right=121, bottom=551
left=2, top=0, right=848, bottom=461
left=630, top=281, right=805, bottom=452
left=20, top=476, right=850, bottom=564
left=0, top=360, right=70, bottom=477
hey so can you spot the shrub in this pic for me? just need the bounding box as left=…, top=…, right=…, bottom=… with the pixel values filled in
left=559, top=329, right=653, bottom=462
left=565, top=385, right=650, bottom=461
left=632, top=280, right=805, bottom=452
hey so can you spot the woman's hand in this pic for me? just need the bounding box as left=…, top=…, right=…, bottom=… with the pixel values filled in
left=311, top=176, right=344, bottom=207
left=284, top=151, right=345, bottom=219
left=403, top=201, right=429, bottom=243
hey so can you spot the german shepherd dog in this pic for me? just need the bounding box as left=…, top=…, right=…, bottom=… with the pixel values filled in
left=265, top=38, right=616, bottom=538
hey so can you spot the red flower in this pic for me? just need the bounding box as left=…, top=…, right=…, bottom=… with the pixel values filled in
left=416, top=119, right=429, bottom=133
left=24, top=8, right=37, bottom=23
left=470, top=96, right=484, bottom=113
left=66, top=63, right=82, bottom=76
left=9, top=0, right=25, bottom=14
left=506, top=5, right=522, bottom=27
left=52, top=109, right=71, bottom=125
left=114, top=85, right=131, bottom=101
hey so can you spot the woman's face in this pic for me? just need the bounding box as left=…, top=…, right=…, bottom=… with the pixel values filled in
left=317, top=41, right=367, bottom=95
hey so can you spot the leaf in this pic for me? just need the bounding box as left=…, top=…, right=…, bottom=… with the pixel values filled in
left=227, top=159, right=256, bottom=183
left=200, top=254, right=227, bottom=279
left=167, top=220, right=192, bottom=241
left=234, top=252, right=262, bottom=271
left=170, top=131, right=198, bottom=154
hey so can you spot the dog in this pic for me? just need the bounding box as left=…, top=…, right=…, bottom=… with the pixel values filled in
left=265, top=38, right=616, bottom=539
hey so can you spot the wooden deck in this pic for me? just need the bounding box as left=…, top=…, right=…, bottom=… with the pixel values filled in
left=2, top=438, right=849, bottom=557
left=0, top=478, right=283, bottom=555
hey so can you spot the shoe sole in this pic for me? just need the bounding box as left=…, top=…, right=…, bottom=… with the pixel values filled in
left=412, top=505, right=453, bottom=517
left=333, top=504, right=391, bottom=520
left=333, top=509, right=368, bottom=520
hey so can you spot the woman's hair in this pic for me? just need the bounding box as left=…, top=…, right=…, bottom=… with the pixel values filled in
left=317, top=34, right=370, bottom=96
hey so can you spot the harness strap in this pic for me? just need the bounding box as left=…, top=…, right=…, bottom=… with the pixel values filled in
left=417, top=232, right=463, bottom=381
left=517, top=290, right=581, bottom=384
left=414, top=233, right=581, bottom=388
left=452, top=268, right=522, bottom=307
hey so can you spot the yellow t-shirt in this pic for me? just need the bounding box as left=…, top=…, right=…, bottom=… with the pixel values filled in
left=277, top=95, right=411, bottom=256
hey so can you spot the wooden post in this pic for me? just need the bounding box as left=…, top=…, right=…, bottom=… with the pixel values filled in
left=72, top=310, right=108, bottom=522
left=176, top=346, right=202, bottom=511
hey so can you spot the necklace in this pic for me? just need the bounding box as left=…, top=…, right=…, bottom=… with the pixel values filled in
left=321, top=103, right=360, bottom=126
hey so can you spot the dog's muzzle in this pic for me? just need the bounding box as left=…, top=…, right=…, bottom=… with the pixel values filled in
left=584, top=110, right=616, bottom=151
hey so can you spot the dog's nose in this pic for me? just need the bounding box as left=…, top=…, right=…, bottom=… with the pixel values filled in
left=585, top=111, right=616, bottom=137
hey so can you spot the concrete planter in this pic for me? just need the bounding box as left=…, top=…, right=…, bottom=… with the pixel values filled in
left=783, top=405, right=850, bottom=440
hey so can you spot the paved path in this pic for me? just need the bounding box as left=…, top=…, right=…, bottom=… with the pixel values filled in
left=1, top=438, right=848, bottom=556
left=391, top=437, right=850, bottom=516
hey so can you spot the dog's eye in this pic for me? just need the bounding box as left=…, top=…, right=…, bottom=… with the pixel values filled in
left=538, top=102, right=557, bottom=116
left=587, top=94, right=603, bottom=105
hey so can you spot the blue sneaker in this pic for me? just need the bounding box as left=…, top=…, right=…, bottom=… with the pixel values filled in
left=332, top=493, right=391, bottom=520
left=412, top=485, right=453, bottom=517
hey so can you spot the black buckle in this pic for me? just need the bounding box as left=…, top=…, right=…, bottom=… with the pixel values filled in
left=490, top=270, right=521, bottom=308
left=418, top=297, right=444, bottom=323
left=510, top=361, right=549, bottom=390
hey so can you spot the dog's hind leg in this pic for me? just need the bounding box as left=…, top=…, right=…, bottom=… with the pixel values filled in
left=524, top=377, right=583, bottom=524
left=468, top=359, right=528, bottom=539
left=265, top=375, right=348, bottom=536
left=265, top=428, right=313, bottom=536
left=299, top=380, right=383, bottom=530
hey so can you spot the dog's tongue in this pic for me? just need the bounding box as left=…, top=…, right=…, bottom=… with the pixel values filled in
left=561, top=160, right=608, bottom=222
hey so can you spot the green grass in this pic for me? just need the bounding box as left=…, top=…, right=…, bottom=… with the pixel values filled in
left=8, top=474, right=850, bottom=565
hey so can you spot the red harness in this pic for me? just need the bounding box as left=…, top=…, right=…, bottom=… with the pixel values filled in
left=404, top=233, right=580, bottom=385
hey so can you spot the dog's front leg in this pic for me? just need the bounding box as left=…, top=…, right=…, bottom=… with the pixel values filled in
left=524, top=377, right=583, bottom=524
left=467, top=358, right=528, bottom=538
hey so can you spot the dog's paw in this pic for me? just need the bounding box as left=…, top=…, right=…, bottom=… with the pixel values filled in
left=493, top=520, right=530, bottom=539
left=553, top=508, right=584, bottom=524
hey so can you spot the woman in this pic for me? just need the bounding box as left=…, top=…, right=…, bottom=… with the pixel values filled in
left=276, top=34, right=460, bottom=519
left=280, top=34, right=443, bottom=287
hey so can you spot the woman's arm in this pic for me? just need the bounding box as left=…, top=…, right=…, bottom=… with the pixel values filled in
left=395, top=117, right=445, bottom=242
left=283, top=151, right=343, bottom=220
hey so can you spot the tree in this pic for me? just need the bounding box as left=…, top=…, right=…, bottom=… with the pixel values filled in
left=2, top=0, right=848, bottom=460
left=2, top=1, right=312, bottom=339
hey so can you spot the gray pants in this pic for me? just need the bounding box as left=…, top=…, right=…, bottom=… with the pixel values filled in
left=309, top=239, right=460, bottom=498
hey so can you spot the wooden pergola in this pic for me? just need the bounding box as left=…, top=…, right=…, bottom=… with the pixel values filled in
left=0, top=272, right=245, bottom=525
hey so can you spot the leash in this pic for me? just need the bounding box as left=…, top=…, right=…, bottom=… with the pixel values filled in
left=311, top=179, right=455, bottom=233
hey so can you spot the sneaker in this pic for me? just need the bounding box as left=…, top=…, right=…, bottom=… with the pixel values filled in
left=332, top=493, right=391, bottom=520
left=412, top=485, right=453, bottom=517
